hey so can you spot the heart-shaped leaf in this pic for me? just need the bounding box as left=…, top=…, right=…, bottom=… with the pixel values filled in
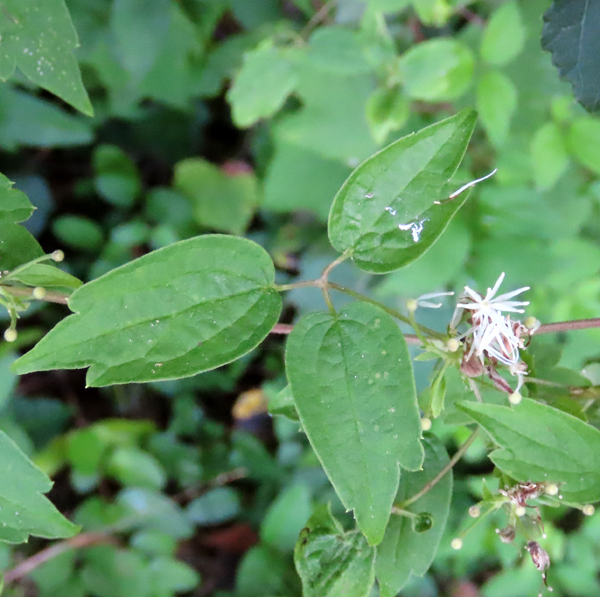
left=286, top=302, right=423, bottom=545
left=14, top=235, right=282, bottom=387
left=328, top=108, right=476, bottom=273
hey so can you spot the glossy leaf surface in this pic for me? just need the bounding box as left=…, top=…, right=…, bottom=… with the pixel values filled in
left=286, top=302, right=423, bottom=544
left=0, top=0, right=93, bottom=115
left=294, top=504, right=375, bottom=597
left=542, top=0, right=600, bottom=113
left=376, top=437, right=452, bottom=597
left=458, top=399, right=600, bottom=503
left=0, top=431, right=79, bottom=542
left=14, top=235, right=281, bottom=387
left=328, top=109, right=477, bottom=273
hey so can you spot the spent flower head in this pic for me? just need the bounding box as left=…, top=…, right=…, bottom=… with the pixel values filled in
left=451, top=273, right=531, bottom=394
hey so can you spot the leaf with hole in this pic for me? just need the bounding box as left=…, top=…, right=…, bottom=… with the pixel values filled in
left=294, top=504, right=375, bottom=597
left=13, top=235, right=282, bottom=387
left=328, top=109, right=477, bottom=273
left=286, top=302, right=423, bottom=545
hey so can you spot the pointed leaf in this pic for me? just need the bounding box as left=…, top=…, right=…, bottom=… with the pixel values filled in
left=0, top=173, right=44, bottom=270
left=7, top=263, right=82, bottom=291
left=542, top=0, right=600, bottom=113
left=376, top=437, right=452, bottom=597
left=0, top=0, right=93, bottom=115
left=0, top=431, right=79, bottom=543
left=295, top=504, right=375, bottom=597
left=328, top=109, right=477, bottom=273
left=13, top=235, right=281, bottom=387
left=286, top=302, right=423, bottom=544
left=457, top=399, right=600, bottom=503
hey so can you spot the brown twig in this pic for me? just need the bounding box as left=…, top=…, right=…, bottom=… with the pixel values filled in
left=1, top=285, right=69, bottom=305
left=397, top=429, right=480, bottom=509
left=536, top=318, right=600, bottom=334
left=4, top=532, right=115, bottom=584
left=173, top=467, right=248, bottom=504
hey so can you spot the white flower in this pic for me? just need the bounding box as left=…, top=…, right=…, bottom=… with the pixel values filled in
left=411, top=291, right=455, bottom=310
left=452, top=273, right=530, bottom=393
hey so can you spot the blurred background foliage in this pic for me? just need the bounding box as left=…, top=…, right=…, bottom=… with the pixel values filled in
left=3, top=0, right=600, bottom=595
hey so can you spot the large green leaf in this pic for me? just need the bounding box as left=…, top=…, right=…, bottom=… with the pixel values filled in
left=0, top=0, right=92, bottom=115
left=328, top=108, right=477, bottom=273
left=0, top=173, right=44, bottom=270
left=294, top=504, right=375, bottom=597
left=457, top=399, right=600, bottom=503
left=542, top=0, right=600, bottom=113
left=375, top=437, right=452, bottom=597
left=0, top=431, right=79, bottom=543
left=13, top=235, right=282, bottom=387
left=286, top=302, right=423, bottom=545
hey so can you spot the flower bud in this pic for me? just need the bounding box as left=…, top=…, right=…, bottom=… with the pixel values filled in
left=545, top=483, right=559, bottom=496
left=51, top=250, right=64, bottom=262
left=406, top=298, right=418, bottom=313
left=4, top=329, right=17, bottom=343
left=32, top=287, right=46, bottom=300
left=509, top=391, right=522, bottom=405
left=516, top=506, right=527, bottom=517
left=421, top=417, right=432, bottom=431
left=468, top=505, right=481, bottom=518
left=446, top=338, right=460, bottom=352
left=451, top=538, right=463, bottom=550
left=583, top=504, right=595, bottom=516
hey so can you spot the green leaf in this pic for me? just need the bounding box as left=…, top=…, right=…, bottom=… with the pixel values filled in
left=306, top=27, right=370, bottom=75
left=52, top=215, right=104, bottom=252
left=263, top=141, right=351, bottom=220
left=261, top=483, right=311, bottom=551
left=186, top=487, right=241, bottom=525
left=0, top=430, right=79, bottom=543
left=365, top=87, right=410, bottom=145
left=93, top=145, right=141, bottom=208
left=0, top=87, right=92, bottom=150
left=117, top=488, right=194, bottom=538
left=7, top=263, right=82, bottom=291
left=267, top=384, right=299, bottom=421
left=236, top=545, right=288, bottom=597
left=0, top=0, right=92, bottom=115
left=542, top=0, right=600, bottom=112
left=228, top=41, right=298, bottom=128
left=0, top=173, right=44, bottom=270
left=457, top=399, right=600, bottom=503
left=481, top=1, right=526, bottom=66
left=106, top=447, right=166, bottom=490
left=530, top=122, right=569, bottom=190
left=110, top=0, right=171, bottom=81
left=398, top=39, right=475, bottom=101
left=13, top=235, right=282, bottom=387
left=286, top=302, right=423, bottom=545
left=174, top=159, right=258, bottom=235
left=294, top=504, right=375, bottom=597
left=476, top=70, right=518, bottom=147
left=375, top=437, right=452, bottom=597
left=328, top=108, right=477, bottom=273
left=568, top=117, right=600, bottom=175
left=148, top=556, right=200, bottom=594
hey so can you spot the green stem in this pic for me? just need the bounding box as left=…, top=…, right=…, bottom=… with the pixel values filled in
left=397, top=429, right=480, bottom=509
left=274, top=280, right=321, bottom=292
left=328, top=282, right=445, bottom=339
left=1, top=253, right=56, bottom=283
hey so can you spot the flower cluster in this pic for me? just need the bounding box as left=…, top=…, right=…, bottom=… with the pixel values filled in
left=451, top=273, right=531, bottom=396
